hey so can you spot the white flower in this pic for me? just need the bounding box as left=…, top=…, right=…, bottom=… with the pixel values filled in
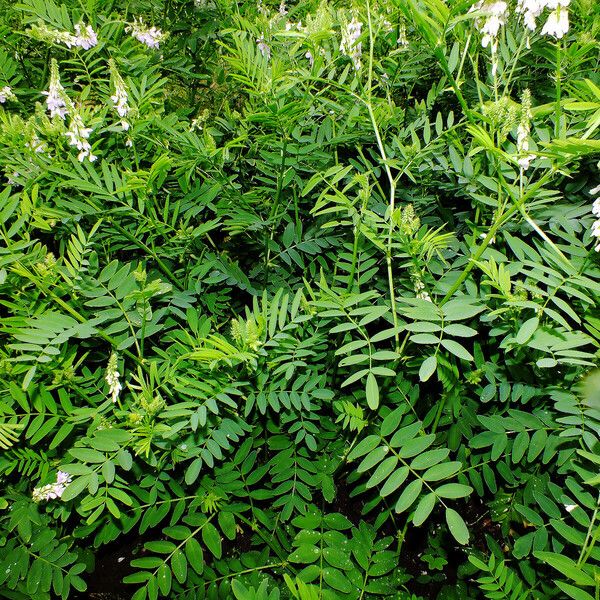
left=32, top=471, right=72, bottom=502
left=471, top=1, right=508, bottom=48
left=340, top=16, right=362, bottom=70
left=414, top=279, right=432, bottom=302
left=480, top=231, right=496, bottom=244
left=278, top=1, right=288, bottom=15
left=564, top=503, right=577, bottom=512
left=126, top=18, right=166, bottom=49
left=516, top=0, right=546, bottom=30
left=65, top=113, right=96, bottom=162
left=109, top=60, right=130, bottom=131
left=541, top=5, right=569, bottom=38
left=73, top=22, right=98, bottom=50
left=105, top=352, right=122, bottom=403
left=42, top=60, right=69, bottom=119
left=0, top=86, right=16, bottom=103
left=397, top=24, right=409, bottom=46
left=305, top=50, right=314, bottom=67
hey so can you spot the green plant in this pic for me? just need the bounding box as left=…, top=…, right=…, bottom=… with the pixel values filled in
left=0, top=0, right=599, bottom=598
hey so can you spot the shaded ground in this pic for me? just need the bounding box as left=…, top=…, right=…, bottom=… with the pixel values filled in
left=74, top=490, right=502, bottom=599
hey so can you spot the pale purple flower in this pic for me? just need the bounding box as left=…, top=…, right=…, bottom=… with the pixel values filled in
left=516, top=0, right=546, bottom=30
left=127, top=18, right=165, bottom=49
left=257, top=36, right=271, bottom=59
left=32, top=471, right=72, bottom=502
left=42, top=60, right=69, bottom=119
left=73, top=22, right=98, bottom=50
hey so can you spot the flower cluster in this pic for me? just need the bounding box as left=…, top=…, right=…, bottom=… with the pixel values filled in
left=472, top=0, right=570, bottom=65
left=126, top=18, right=165, bottom=49
left=42, top=59, right=69, bottom=119
left=414, top=278, right=432, bottom=302
left=397, top=23, right=409, bottom=47
left=256, top=36, right=271, bottom=59
left=516, top=89, right=535, bottom=170
left=109, top=60, right=130, bottom=130
left=591, top=179, right=600, bottom=252
left=541, top=0, right=570, bottom=38
left=340, top=16, right=362, bottom=71
left=471, top=1, right=508, bottom=49
left=29, top=22, right=98, bottom=50
left=32, top=471, right=72, bottom=503
left=72, top=22, right=98, bottom=49
left=105, top=352, right=122, bottom=403
left=42, top=60, right=97, bottom=162
left=0, top=86, right=15, bottom=103
left=517, top=0, right=570, bottom=39
left=470, top=0, right=507, bottom=74
left=65, top=113, right=96, bottom=162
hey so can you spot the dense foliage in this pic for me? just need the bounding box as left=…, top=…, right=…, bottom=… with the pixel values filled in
left=0, top=0, right=599, bottom=598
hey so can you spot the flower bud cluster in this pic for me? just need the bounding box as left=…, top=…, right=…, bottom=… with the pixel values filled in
left=516, top=89, right=535, bottom=170
left=414, top=279, right=432, bottom=302
left=105, top=352, right=122, bottom=403
left=26, top=132, right=47, bottom=154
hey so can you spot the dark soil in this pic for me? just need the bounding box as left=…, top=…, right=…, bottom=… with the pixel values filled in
left=73, top=534, right=140, bottom=600
left=73, top=489, right=503, bottom=599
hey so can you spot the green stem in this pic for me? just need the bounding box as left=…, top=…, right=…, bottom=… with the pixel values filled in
left=365, top=0, right=400, bottom=350
left=554, top=40, right=562, bottom=139
left=440, top=170, right=555, bottom=304
left=109, top=220, right=181, bottom=289
left=236, top=514, right=289, bottom=563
